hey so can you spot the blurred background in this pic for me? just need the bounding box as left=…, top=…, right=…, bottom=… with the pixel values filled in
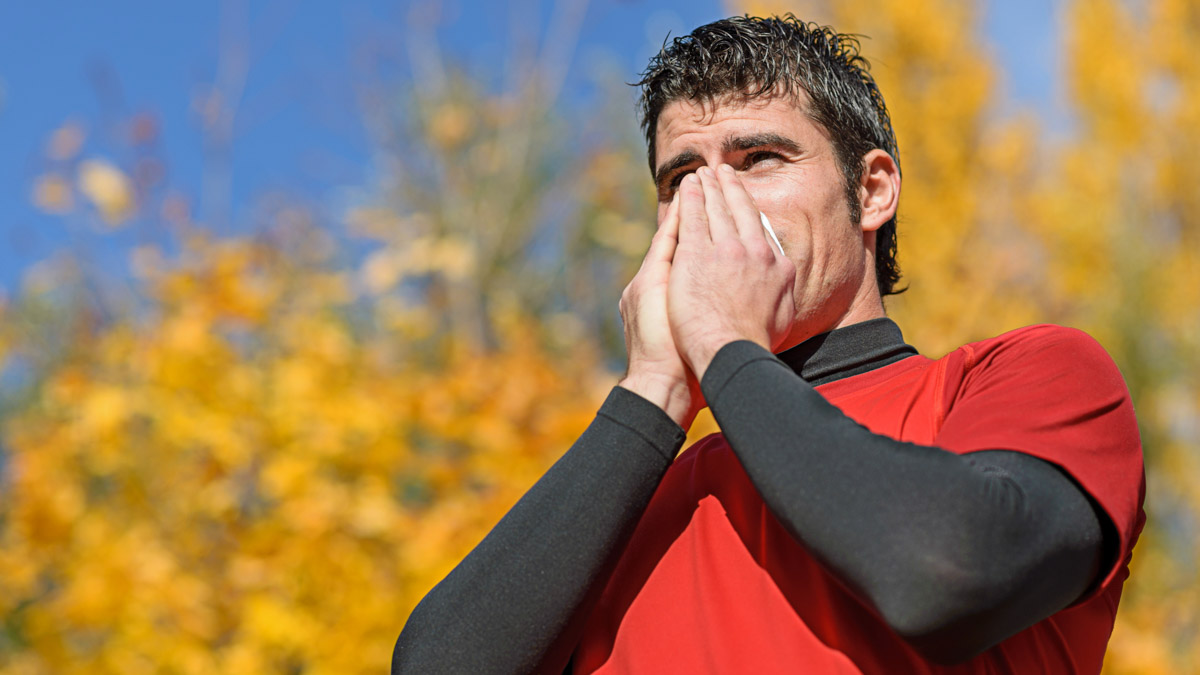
left=0, top=0, right=1196, bottom=672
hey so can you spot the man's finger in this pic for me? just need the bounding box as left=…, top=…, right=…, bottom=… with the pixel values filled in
left=644, top=191, right=681, bottom=267
left=698, top=166, right=738, bottom=242
left=716, top=163, right=771, bottom=247
left=662, top=188, right=681, bottom=234
left=677, top=172, right=711, bottom=244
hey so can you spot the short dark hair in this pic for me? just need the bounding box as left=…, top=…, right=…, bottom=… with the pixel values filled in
left=635, top=14, right=903, bottom=297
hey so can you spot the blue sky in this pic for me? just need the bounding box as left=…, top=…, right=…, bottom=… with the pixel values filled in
left=0, top=0, right=1061, bottom=293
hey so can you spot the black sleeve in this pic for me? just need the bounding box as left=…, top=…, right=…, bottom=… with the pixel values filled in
left=701, top=340, right=1108, bottom=664
left=392, top=386, right=686, bottom=675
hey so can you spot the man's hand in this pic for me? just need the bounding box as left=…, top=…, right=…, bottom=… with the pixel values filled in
left=668, top=165, right=796, bottom=381
left=618, top=192, right=703, bottom=428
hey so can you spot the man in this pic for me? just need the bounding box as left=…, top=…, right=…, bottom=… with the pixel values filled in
left=394, top=15, right=1144, bottom=674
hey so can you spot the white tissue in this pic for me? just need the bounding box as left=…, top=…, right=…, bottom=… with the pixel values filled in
left=760, top=212, right=785, bottom=256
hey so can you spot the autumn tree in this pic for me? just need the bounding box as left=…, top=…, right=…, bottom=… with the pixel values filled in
left=0, top=4, right=648, bottom=672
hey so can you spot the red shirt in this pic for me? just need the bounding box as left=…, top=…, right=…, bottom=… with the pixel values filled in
left=573, top=325, right=1145, bottom=674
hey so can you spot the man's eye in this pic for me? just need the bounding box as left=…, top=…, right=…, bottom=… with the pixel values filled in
left=669, top=169, right=695, bottom=189
left=743, top=151, right=780, bottom=168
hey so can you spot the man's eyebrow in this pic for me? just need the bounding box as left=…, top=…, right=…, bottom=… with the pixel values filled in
left=654, top=134, right=804, bottom=188
left=722, top=132, right=803, bottom=155
left=654, top=150, right=704, bottom=188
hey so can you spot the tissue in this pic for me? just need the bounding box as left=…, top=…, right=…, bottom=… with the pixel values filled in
left=760, top=212, right=785, bottom=256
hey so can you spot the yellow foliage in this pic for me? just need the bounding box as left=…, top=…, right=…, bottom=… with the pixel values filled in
left=4, top=2, right=1199, bottom=672
left=0, top=229, right=607, bottom=672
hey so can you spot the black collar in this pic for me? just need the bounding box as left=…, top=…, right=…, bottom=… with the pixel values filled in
left=776, top=318, right=919, bottom=386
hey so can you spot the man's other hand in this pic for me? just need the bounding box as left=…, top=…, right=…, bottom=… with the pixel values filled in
left=668, top=165, right=796, bottom=380
left=618, top=192, right=703, bottom=429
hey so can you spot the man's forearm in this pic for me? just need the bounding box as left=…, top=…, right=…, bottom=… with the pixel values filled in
left=701, top=340, right=1106, bottom=663
left=392, top=387, right=685, bottom=674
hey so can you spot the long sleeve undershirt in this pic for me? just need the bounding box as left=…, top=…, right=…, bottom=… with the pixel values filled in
left=393, top=319, right=1110, bottom=673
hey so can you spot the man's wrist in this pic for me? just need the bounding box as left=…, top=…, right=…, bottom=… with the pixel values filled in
left=686, top=331, right=763, bottom=382
left=617, top=371, right=694, bottom=429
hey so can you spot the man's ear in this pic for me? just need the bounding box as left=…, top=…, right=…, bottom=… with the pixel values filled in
left=858, top=149, right=900, bottom=233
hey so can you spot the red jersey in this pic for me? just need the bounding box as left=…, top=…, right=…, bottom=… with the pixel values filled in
left=573, top=325, right=1145, bottom=674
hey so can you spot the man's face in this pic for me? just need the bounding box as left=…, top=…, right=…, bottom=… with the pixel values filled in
left=653, top=94, right=881, bottom=350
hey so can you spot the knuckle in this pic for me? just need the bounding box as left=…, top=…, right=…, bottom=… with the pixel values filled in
left=745, top=239, right=772, bottom=261
left=778, top=260, right=797, bottom=282
left=715, top=240, right=747, bottom=262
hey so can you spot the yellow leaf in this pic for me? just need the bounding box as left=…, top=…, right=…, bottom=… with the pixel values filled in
left=78, top=158, right=135, bottom=225
left=78, top=386, right=129, bottom=435
left=345, top=206, right=405, bottom=241
left=360, top=248, right=404, bottom=295
left=432, top=236, right=476, bottom=280
left=428, top=102, right=474, bottom=149
left=47, top=121, right=85, bottom=160
left=32, top=173, right=74, bottom=214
